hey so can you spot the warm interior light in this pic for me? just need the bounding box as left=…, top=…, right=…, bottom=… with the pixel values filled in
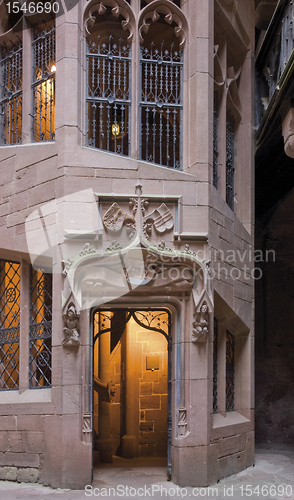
left=50, top=64, right=56, bottom=73
left=112, top=123, right=120, bottom=137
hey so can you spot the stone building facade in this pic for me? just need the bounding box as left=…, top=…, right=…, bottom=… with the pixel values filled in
left=0, top=0, right=255, bottom=489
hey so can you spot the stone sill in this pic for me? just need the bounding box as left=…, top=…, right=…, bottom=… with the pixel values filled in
left=211, top=411, right=252, bottom=441
left=212, top=411, right=249, bottom=428
left=0, top=388, right=51, bottom=404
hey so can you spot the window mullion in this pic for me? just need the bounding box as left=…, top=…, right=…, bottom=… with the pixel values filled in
left=19, top=259, right=30, bottom=392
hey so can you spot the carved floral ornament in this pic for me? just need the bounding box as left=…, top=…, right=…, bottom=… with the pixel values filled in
left=84, top=0, right=135, bottom=39
left=61, top=234, right=209, bottom=313
left=139, top=2, right=187, bottom=49
left=83, top=0, right=187, bottom=48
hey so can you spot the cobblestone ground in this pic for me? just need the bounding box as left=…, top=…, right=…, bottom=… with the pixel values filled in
left=0, top=446, right=293, bottom=500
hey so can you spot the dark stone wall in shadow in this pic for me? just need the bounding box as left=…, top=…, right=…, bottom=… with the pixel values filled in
left=255, top=186, right=294, bottom=443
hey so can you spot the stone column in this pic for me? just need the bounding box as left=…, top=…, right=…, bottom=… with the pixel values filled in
left=121, top=321, right=140, bottom=458
left=96, top=330, right=113, bottom=462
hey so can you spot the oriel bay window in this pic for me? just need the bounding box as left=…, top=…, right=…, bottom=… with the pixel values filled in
left=85, top=1, right=184, bottom=169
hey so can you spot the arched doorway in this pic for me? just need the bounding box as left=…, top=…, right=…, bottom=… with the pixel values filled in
left=92, top=308, right=172, bottom=477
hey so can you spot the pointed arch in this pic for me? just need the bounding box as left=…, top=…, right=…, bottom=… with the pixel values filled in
left=139, top=0, right=188, bottom=49
left=84, top=0, right=135, bottom=41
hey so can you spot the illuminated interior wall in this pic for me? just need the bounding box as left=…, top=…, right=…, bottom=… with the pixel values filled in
left=33, top=77, right=55, bottom=142
left=93, top=310, right=168, bottom=459
left=136, top=321, right=168, bottom=457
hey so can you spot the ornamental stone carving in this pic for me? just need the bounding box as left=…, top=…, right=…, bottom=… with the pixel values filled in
left=84, top=0, right=135, bottom=40
left=178, top=407, right=188, bottom=437
left=139, top=2, right=186, bottom=48
left=63, top=302, right=80, bottom=347
left=82, top=414, right=92, bottom=444
left=192, top=302, right=209, bottom=343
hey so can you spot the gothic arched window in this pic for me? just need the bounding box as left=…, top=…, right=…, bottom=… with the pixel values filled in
left=86, top=8, right=131, bottom=156
left=139, top=15, right=183, bottom=169
left=32, top=20, right=56, bottom=142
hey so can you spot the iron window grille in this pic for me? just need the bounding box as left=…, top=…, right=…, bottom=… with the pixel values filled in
left=226, top=119, right=235, bottom=210
left=29, top=268, right=52, bottom=388
left=0, top=260, right=20, bottom=390
left=140, top=41, right=183, bottom=169
left=32, top=21, right=55, bottom=142
left=213, top=106, right=219, bottom=189
left=213, top=317, right=218, bottom=413
left=86, top=35, right=131, bottom=156
left=0, top=40, right=23, bottom=145
left=226, top=330, right=234, bottom=411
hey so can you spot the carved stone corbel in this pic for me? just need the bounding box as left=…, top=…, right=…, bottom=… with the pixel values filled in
left=62, top=301, right=80, bottom=347
left=192, top=301, right=209, bottom=343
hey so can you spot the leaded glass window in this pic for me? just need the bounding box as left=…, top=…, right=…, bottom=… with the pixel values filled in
left=140, top=27, right=183, bottom=169
left=86, top=34, right=131, bottom=156
left=226, top=330, right=234, bottom=411
left=0, top=40, right=23, bottom=145
left=213, top=317, right=218, bottom=413
left=213, top=97, right=219, bottom=189
left=32, top=21, right=55, bottom=142
left=226, top=119, right=235, bottom=210
left=30, top=268, right=52, bottom=388
left=0, top=260, right=20, bottom=390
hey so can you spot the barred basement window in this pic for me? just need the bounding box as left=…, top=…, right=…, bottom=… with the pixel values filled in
left=86, top=34, right=131, bottom=155
left=0, top=40, right=23, bottom=145
left=32, top=21, right=55, bottom=142
left=140, top=25, right=183, bottom=169
left=0, top=260, right=20, bottom=390
left=30, top=268, right=52, bottom=388
left=213, top=317, right=218, bottom=413
left=226, top=330, right=234, bottom=411
left=226, top=119, right=235, bottom=210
